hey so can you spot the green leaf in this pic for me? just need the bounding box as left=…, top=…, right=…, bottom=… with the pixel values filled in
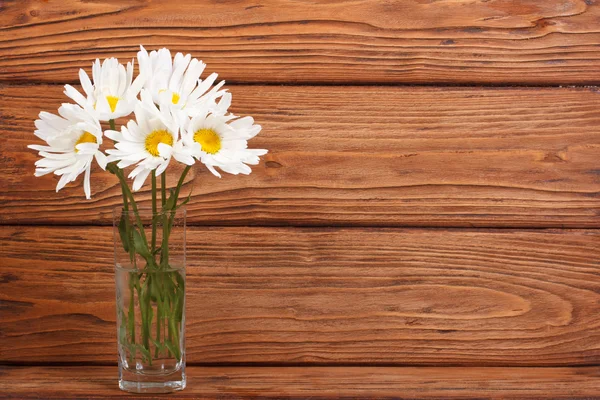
left=118, top=213, right=130, bottom=253
left=150, top=338, right=167, bottom=354
left=162, top=188, right=177, bottom=212
left=176, top=192, right=191, bottom=210
left=146, top=301, right=154, bottom=334
left=127, top=277, right=136, bottom=345
left=150, top=273, right=164, bottom=302
left=132, top=229, right=152, bottom=262
left=165, top=340, right=180, bottom=361
left=173, top=288, right=184, bottom=323
left=174, top=271, right=185, bottom=290
left=136, top=344, right=151, bottom=362
left=151, top=213, right=163, bottom=226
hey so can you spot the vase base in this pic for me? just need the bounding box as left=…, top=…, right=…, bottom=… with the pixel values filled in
left=119, top=365, right=186, bottom=393
left=119, top=376, right=186, bottom=393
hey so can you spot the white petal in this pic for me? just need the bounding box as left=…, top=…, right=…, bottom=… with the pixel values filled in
left=157, top=143, right=173, bottom=158
left=28, top=144, right=57, bottom=152
left=169, top=52, right=191, bottom=90
left=36, top=158, right=74, bottom=170
left=92, top=59, right=102, bottom=88
left=129, top=65, right=147, bottom=98
left=34, top=167, right=54, bottom=177
left=38, top=151, right=75, bottom=160
left=155, top=159, right=170, bottom=176
left=64, top=85, right=89, bottom=108
left=117, top=158, right=141, bottom=169
left=43, top=110, right=70, bottom=131
left=56, top=172, right=71, bottom=192
left=83, top=165, right=91, bottom=199
left=75, top=143, right=98, bottom=154
left=95, top=95, right=112, bottom=120
left=95, top=151, right=108, bottom=170
left=173, top=151, right=195, bottom=166
left=132, top=167, right=151, bottom=191
left=128, top=163, right=146, bottom=179
left=108, top=58, right=120, bottom=95
left=181, top=58, right=206, bottom=96
left=117, top=62, right=127, bottom=95
left=115, top=141, right=143, bottom=153
left=79, top=69, right=94, bottom=97
left=215, top=92, right=232, bottom=115
left=104, top=129, right=123, bottom=142
left=205, top=162, right=221, bottom=178
left=112, top=97, right=135, bottom=119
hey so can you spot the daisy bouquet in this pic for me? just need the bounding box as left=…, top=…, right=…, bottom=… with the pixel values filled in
left=28, top=46, right=267, bottom=391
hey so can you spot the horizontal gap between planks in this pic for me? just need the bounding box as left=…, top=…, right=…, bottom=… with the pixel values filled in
left=2, top=223, right=600, bottom=230
left=3, top=361, right=599, bottom=368
left=1, top=80, right=599, bottom=89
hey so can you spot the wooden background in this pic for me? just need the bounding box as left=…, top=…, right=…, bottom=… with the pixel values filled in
left=1, top=0, right=599, bottom=398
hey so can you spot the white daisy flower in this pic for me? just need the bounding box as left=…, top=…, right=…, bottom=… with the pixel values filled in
left=137, top=45, right=226, bottom=116
left=64, top=57, right=145, bottom=121
left=28, top=104, right=107, bottom=199
left=105, top=90, right=194, bottom=191
left=182, top=93, right=267, bottom=178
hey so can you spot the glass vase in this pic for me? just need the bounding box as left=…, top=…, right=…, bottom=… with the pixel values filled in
left=113, top=207, right=186, bottom=393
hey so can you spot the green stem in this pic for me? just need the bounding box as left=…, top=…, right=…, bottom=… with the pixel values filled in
left=109, top=118, right=116, bottom=131
left=127, top=276, right=136, bottom=347
left=168, top=322, right=179, bottom=360
left=172, top=166, right=191, bottom=210
left=157, top=174, right=168, bottom=355
left=167, top=166, right=192, bottom=236
left=161, top=173, right=166, bottom=207
left=154, top=276, right=162, bottom=358
left=119, top=181, right=136, bottom=265
left=151, top=171, right=157, bottom=254
left=160, top=174, right=168, bottom=268
left=113, top=168, right=150, bottom=250
left=167, top=291, right=174, bottom=358
left=136, top=276, right=152, bottom=365
left=159, top=166, right=192, bottom=269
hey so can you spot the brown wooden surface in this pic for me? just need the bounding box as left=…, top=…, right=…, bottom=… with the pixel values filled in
left=2, top=0, right=600, bottom=397
left=3, top=84, right=600, bottom=227
left=1, top=365, right=599, bottom=399
left=2, top=226, right=599, bottom=365
left=1, top=0, right=600, bottom=85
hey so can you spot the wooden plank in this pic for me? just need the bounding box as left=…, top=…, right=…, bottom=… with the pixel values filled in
left=2, top=84, right=599, bottom=227
left=1, top=1, right=600, bottom=85
left=1, top=226, right=599, bottom=365
left=1, top=366, right=599, bottom=399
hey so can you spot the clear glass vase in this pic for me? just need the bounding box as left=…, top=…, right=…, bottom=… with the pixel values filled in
left=113, top=207, right=186, bottom=393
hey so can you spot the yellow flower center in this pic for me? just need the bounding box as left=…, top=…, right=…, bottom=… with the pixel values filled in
left=172, top=93, right=180, bottom=104
left=74, top=131, right=97, bottom=153
left=193, top=128, right=221, bottom=155
left=145, top=129, right=174, bottom=157
left=106, top=96, right=119, bottom=113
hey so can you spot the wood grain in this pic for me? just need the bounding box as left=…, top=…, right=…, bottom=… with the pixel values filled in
left=1, top=0, right=600, bottom=85
left=1, top=226, right=599, bottom=365
left=2, top=84, right=600, bottom=227
left=1, top=365, right=599, bottom=399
